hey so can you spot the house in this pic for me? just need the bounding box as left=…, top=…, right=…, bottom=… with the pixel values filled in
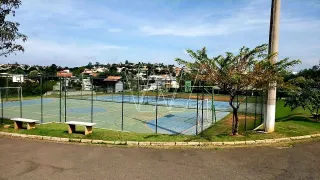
left=141, top=74, right=179, bottom=91
left=12, top=74, right=24, bottom=83
left=117, top=67, right=125, bottom=73
left=103, top=76, right=123, bottom=93
left=175, top=67, right=182, bottom=76
left=81, top=69, right=98, bottom=77
left=57, top=69, right=72, bottom=77
left=54, top=70, right=73, bottom=90
left=136, top=72, right=147, bottom=80
left=82, top=78, right=93, bottom=91
left=95, top=66, right=107, bottom=73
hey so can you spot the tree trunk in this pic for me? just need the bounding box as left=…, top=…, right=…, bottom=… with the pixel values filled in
left=232, top=109, right=239, bottom=135
left=231, top=112, right=235, bottom=133
left=229, top=95, right=239, bottom=135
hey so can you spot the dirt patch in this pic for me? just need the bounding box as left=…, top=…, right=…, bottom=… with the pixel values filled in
left=223, top=114, right=255, bottom=126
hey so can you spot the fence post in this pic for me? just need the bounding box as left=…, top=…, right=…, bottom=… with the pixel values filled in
left=201, top=81, right=204, bottom=132
left=80, top=75, right=83, bottom=100
left=45, top=75, right=48, bottom=98
left=254, top=90, right=258, bottom=128
left=91, top=77, right=93, bottom=123
left=121, top=85, right=124, bottom=131
left=41, top=76, right=43, bottom=123
left=17, top=87, right=21, bottom=118
left=64, top=78, right=67, bottom=123
left=6, top=75, right=8, bottom=101
left=260, top=91, right=263, bottom=124
left=59, top=77, right=62, bottom=123
left=155, top=83, right=158, bottom=134
left=196, top=81, right=199, bottom=135
left=1, top=90, right=3, bottom=124
left=211, top=87, right=214, bottom=123
left=137, top=79, right=140, bottom=104
left=244, top=90, right=248, bottom=131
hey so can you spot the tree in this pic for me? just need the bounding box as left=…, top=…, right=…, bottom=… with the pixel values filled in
left=297, top=62, right=320, bottom=81
left=86, top=62, right=93, bottom=69
left=285, top=73, right=320, bottom=121
left=29, top=70, right=39, bottom=77
left=108, top=65, right=118, bottom=76
left=11, top=66, right=23, bottom=74
left=95, top=62, right=100, bottom=67
left=176, top=44, right=300, bottom=135
left=70, top=66, right=85, bottom=76
left=0, top=0, right=27, bottom=57
left=41, top=64, right=57, bottom=76
left=98, top=71, right=107, bottom=78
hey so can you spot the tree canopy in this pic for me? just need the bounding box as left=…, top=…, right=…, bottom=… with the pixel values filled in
left=285, top=65, right=320, bottom=121
left=176, top=44, right=300, bottom=135
left=0, top=0, right=27, bottom=57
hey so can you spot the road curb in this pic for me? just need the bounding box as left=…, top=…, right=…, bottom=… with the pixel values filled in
left=1, top=132, right=319, bottom=147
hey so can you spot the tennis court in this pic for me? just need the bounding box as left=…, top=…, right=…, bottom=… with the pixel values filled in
left=1, top=94, right=240, bottom=135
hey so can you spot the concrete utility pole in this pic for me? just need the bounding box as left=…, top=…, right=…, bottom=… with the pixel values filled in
left=265, top=0, right=281, bottom=133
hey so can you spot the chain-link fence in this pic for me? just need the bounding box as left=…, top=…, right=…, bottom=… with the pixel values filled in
left=0, top=74, right=265, bottom=134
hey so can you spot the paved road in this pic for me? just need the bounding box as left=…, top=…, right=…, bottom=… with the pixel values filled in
left=0, top=138, right=319, bottom=180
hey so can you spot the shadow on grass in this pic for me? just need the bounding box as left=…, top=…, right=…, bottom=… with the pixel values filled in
left=142, top=132, right=217, bottom=142
left=63, top=130, right=86, bottom=135
left=142, top=133, right=195, bottom=142
left=276, top=114, right=319, bottom=123
left=132, top=117, right=181, bottom=134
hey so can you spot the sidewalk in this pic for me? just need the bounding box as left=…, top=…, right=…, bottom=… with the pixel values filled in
left=0, top=137, right=319, bottom=180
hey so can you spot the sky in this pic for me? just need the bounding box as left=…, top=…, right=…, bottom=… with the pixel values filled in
left=2, top=0, right=320, bottom=70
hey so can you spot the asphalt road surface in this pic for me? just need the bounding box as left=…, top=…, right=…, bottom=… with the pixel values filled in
left=0, top=137, right=319, bottom=180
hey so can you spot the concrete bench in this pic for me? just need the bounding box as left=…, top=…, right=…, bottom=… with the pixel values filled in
left=66, top=121, right=96, bottom=135
left=10, top=118, right=39, bottom=130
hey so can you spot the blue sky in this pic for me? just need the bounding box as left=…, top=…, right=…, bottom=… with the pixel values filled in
left=2, top=0, right=320, bottom=70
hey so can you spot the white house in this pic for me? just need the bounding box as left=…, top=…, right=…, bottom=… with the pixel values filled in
left=82, top=78, right=93, bottom=91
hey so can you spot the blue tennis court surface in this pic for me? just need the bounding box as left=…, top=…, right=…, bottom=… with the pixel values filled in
left=67, top=107, right=107, bottom=114
left=146, top=111, right=230, bottom=134
left=1, top=95, right=257, bottom=135
left=1, top=98, right=54, bottom=107
left=79, top=95, right=231, bottom=110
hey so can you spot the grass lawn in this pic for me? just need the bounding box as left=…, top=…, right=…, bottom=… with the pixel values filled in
left=273, top=99, right=320, bottom=137
left=0, top=99, right=319, bottom=142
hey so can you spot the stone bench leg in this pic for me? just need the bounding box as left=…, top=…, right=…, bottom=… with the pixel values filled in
left=14, top=121, right=23, bottom=130
left=27, top=122, right=36, bottom=130
left=68, top=124, right=76, bottom=134
left=85, top=126, right=93, bottom=135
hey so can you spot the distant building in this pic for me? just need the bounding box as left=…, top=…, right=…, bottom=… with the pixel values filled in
left=82, top=67, right=103, bottom=77
left=54, top=70, right=73, bottom=90
left=103, top=76, right=123, bottom=93
left=117, top=67, right=125, bottom=73
left=81, top=68, right=99, bottom=77
left=12, top=74, right=24, bottom=83
left=142, top=74, right=179, bottom=91
left=82, top=78, right=93, bottom=91
left=57, top=70, right=72, bottom=77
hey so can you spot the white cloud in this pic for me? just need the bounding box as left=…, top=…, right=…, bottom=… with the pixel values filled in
left=101, top=45, right=127, bottom=49
left=139, top=0, right=320, bottom=38
left=4, top=0, right=319, bottom=69
left=25, top=40, right=127, bottom=53
left=140, top=25, right=227, bottom=37
left=108, top=28, right=123, bottom=33
left=281, top=18, right=320, bottom=32
left=3, top=39, right=127, bottom=66
left=139, top=1, right=270, bottom=37
left=182, top=49, right=188, bottom=55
